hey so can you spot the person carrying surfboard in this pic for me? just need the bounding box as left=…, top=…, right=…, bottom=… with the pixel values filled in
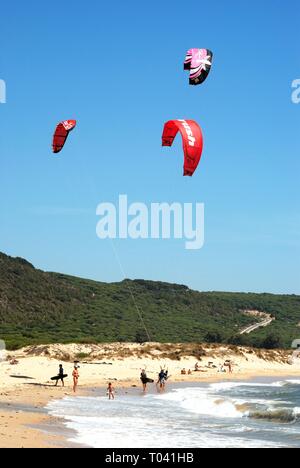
left=140, top=369, right=153, bottom=393
left=140, top=369, right=148, bottom=393
left=55, top=364, right=65, bottom=387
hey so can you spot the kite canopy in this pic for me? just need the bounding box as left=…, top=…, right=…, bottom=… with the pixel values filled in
left=184, top=49, right=213, bottom=85
left=162, top=120, right=204, bottom=176
left=52, top=120, right=77, bottom=154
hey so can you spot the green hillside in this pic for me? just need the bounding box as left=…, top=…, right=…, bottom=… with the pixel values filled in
left=0, top=252, right=299, bottom=350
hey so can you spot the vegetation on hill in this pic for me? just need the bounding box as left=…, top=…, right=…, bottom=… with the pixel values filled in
left=0, top=252, right=299, bottom=350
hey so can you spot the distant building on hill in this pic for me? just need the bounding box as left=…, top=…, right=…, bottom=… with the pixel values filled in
left=291, top=339, right=300, bottom=349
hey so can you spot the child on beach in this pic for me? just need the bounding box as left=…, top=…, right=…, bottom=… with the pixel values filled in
left=72, top=366, right=79, bottom=393
left=107, top=382, right=115, bottom=400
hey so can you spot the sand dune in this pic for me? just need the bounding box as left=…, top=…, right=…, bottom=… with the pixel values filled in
left=1, top=342, right=299, bottom=391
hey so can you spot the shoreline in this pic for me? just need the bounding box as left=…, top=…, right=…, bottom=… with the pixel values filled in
left=1, top=369, right=300, bottom=448
left=1, top=342, right=300, bottom=448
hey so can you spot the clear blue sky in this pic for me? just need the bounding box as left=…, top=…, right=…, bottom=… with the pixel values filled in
left=0, top=0, right=299, bottom=294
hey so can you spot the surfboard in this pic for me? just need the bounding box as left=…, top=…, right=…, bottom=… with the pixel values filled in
left=141, top=378, right=154, bottom=384
left=51, top=374, right=68, bottom=381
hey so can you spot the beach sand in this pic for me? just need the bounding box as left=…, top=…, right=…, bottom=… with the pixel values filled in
left=0, top=386, right=69, bottom=448
left=0, top=343, right=299, bottom=448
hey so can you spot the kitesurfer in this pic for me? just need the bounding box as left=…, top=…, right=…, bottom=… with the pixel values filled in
left=157, top=368, right=168, bottom=391
left=140, top=369, right=149, bottom=393
left=55, top=364, right=65, bottom=387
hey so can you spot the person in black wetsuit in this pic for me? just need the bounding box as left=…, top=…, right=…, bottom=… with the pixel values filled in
left=157, top=368, right=168, bottom=391
left=140, top=369, right=149, bottom=393
left=55, top=364, right=65, bottom=387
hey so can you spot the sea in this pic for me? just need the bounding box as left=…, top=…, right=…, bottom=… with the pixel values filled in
left=47, top=378, right=300, bottom=448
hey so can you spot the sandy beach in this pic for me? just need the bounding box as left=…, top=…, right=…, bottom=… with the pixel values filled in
left=0, top=343, right=299, bottom=448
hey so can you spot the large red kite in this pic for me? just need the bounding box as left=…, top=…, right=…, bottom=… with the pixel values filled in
left=162, top=120, right=204, bottom=176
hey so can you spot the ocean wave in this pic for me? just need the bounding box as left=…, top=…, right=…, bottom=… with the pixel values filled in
left=209, top=381, right=286, bottom=392
left=249, top=408, right=299, bottom=424
left=46, top=387, right=297, bottom=448
left=285, top=380, right=300, bottom=386
left=293, top=407, right=300, bottom=416
left=156, top=388, right=244, bottom=418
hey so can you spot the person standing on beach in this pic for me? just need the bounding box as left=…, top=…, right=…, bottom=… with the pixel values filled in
left=224, top=361, right=233, bottom=374
left=157, top=368, right=168, bottom=391
left=140, top=369, right=149, bottom=393
left=72, top=365, right=79, bottom=393
left=55, top=364, right=65, bottom=387
left=107, top=382, right=115, bottom=400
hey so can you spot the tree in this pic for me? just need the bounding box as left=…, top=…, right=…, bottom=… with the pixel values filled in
left=135, top=329, right=149, bottom=344
left=261, top=334, right=283, bottom=350
left=227, top=334, right=249, bottom=346
left=204, top=331, right=223, bottom=344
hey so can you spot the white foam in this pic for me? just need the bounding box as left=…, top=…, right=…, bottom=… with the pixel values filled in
left=52, top=411, right=276, bottom=448
left=156, top=388, right=243, bottom=419
left=285, top=380, right=300, bottom=385
left=209, top=381, right=286, bottom=392
left=47, top=382, right=296, bottom=449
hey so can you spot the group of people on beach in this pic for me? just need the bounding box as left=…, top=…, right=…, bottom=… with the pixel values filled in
left=180, top=360, right=233, bottom=375
left=140, top=367, right=169, bottom=393
left=54, top=364, right=79, bottom=393
left=54, top=364, right=115, bottom=399
left=53, top=359, right=233, bottom=398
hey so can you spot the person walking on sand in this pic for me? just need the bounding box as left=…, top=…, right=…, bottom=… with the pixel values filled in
left=140, top=369, right=153, bottom=393
left=72, top=365, right=79, bottom=393
left=157, top=368, right=168, bottom=391
left=107, top=382, right=115, bottom=400
left=223, top=360, right=233, bottom=374
left=55, top=364, right=65, bottom=387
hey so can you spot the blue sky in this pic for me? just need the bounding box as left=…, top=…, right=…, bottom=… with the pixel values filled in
left=0, top=0, right=299, bottom=294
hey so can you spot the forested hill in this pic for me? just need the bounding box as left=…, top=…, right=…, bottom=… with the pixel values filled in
left=0, top=252, right=299, bottom=350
